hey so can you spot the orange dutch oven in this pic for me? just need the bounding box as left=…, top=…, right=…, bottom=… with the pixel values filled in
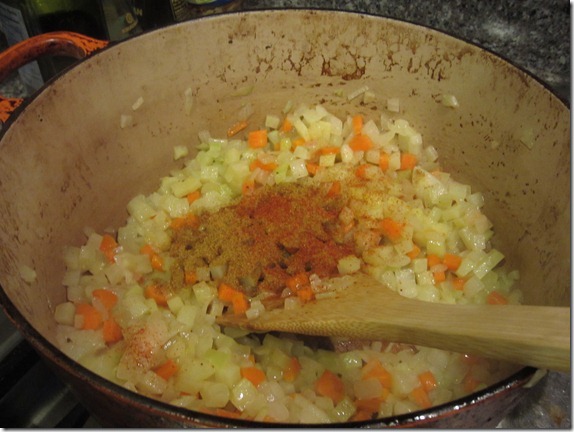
left=0, top=9, right=569, bottom=428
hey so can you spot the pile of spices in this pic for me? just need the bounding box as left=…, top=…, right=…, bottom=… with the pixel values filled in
left=169, top=182, right=355, bottom=300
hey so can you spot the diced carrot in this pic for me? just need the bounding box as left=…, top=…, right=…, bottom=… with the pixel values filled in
left=92, top=288, right=118, bottom=310
left=184, top=270, right=197, bottom=285
left=451, top=277, right=466, bottom=291
left=486, top=291, right=508, bottom=305
left=214, top=408, right=243, bottom=420
left=296, top=285, right=314, bottom=303
left=280, top=118, right=293, bottom=133
left=319, top=146, right=340, bottom=155
left=406, top=244, right=421, bottom=260
left=351, top=409, right=375, bottom=422
left=170, top=213, right=200, bottom=230
left=355, top=163, right=370, bottom=179
left=186, top=190, right=201, bottom=204
left=286, top=273, right=310, bottom=291
left=418, top=371, right=437, bottom=392
left=349, top=134, right=373, bottom=151
left=427, top=254, right=442, bottom=269
left=327, top=181, right=341, bottom=197
left=341, top=220, right=355, bottom=234
left=241, top=366, right=266, bottom=387
left=283, top=357, right=301, bottom=382
left=352, top=114, right=363, bottom=135
left=463, top=372, right=480, bottom=392
left=218, top=282, right=239, bottom=302
left=433, top=270, right=446, bottom=284
left=249, top=159, right=278, bottom=172
left=306, top=162, right=320, bottom=176
left=247, top=129, right=268, bottom=148
left=400, top=152, right=418, bottom=170
left=140, top=244, right=164, bottom=271
left=218, top=283, right=249, bottom=314
left=154, top=359, right=179, bottom=381
left=361, top=359, right=392, bottom=389
left=242, top=178, right=256, bottom=196
left=144, top=284, right=170, bottom=306
left=292, top=137, right=306, bottom=149
left=102, top=317, right=123, bottom=344
left=140, top=244, right=155, bottom=256
left=379, top=217, right=404, bottom=242
left=202, top=408, right=243, bottom=420
left=443, top=253, right=462, bottom=271
left=75, top=303, right=102, bottom=330
left=227, top=120, right=249, bottom=138
left=232, top=293, right=249, bottom=315
left=379, top=152, right=390, bottom=171
left=99, top=234, right=119, bottom=263
left=410, top=386, right=432, bottom=409
left=355, top=396, right=385, bottom=413
left=353, top=393, right=388, bottom=420
left=315, top=370, right=345, bottom=404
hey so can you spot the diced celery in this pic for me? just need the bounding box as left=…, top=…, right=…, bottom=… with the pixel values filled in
left=175, top=359, right=215, bottom=395
left=54, top=302, right=76, bottom=326
left=200, top=382, right=230, bottom=408
left=464, top=275, right=486, bottom=298
left=426, top=232, right=446, bottom=257
left=167, top=296, right=184, bottom=314
left=213, top=360, right=241, bottom=388
left=265, top=114, right=281, bottom=129
left=473, top=249, right=504, bottom=279
left=269, top=348, right=291, bottom=370
left=319, top=153, right=336, bottom=167
left=177, top=304, right=198, bottom=328
left=293, top=145, right=310, bottom=160
left=289, top=159, right=309, bottom=179
left=456, top=250, right=485, bottom=277
left=193, top=281, right=216, bottom=305
left=127, top=195, right=156, bottom=221
left=293, top=118, right=310, bottom=141
left=230, top=377, right=259, bottom=412
left=459, top=227, right=487, bottom=251
left=204, top=348, right=231, bottom=368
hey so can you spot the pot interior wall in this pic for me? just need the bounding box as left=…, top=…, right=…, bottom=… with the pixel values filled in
left=0, top=10, right=569, bottom=352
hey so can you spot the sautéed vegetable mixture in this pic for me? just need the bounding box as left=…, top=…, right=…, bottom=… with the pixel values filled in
left=53, top=102, right=522, bottom=423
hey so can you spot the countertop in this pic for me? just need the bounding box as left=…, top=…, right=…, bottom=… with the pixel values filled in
left=0, top=0, right=570, bottom=101
left=0, top=0, right=570, bottom=428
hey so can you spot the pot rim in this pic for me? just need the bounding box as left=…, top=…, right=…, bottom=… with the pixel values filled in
left=0, top=6, right=568, bottom=137
left=0, top=7, right=560, bottom=427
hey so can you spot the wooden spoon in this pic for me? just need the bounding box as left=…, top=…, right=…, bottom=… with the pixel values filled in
left=217, top=273, right=570, bottom=372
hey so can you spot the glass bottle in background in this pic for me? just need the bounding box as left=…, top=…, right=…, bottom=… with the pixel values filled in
left=130, top=0, right=243, bottom=30
left=0, top=0, right=142, bottom=92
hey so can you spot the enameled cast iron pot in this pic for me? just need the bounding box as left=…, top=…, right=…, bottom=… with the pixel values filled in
left=0, top=9, right=569, bottom=428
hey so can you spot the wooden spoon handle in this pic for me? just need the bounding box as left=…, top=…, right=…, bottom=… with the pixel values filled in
left=228, top=294, right=570, bottom=372
left=338, top=302, right=570, bottom=372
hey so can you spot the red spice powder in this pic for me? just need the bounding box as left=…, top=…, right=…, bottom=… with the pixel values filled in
left=170, top=182, right=354, bottom=298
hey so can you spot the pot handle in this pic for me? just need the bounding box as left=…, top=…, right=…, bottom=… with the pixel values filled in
left=0, top=31, right=109, bottom=123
